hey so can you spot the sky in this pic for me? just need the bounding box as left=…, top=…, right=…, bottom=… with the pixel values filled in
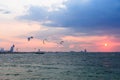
left=0, top=0, right=120, bottom=52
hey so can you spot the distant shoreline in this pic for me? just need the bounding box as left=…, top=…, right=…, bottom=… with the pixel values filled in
left=0, top=52, right=120, bottom=54
left=0, top=52, right=34, bottom=54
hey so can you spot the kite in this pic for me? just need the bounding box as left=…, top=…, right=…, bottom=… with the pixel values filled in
left=27, top=36, right=33, bottom=41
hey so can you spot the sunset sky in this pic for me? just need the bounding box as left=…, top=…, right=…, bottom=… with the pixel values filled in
left=0, top=0, right=120, bottom=52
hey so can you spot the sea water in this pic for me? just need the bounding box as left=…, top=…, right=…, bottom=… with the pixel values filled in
left=0, top=52, right=120, bottom=80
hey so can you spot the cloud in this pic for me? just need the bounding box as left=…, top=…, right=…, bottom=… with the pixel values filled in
left=28, top=27, right=74, bottom=42
left=0, top=9, right=10, bottom=14
left=0, top=5, right=11, bottom=14
left=19, top=0, right=120, bottom=36
left=19, top=6, right=48, bottom=22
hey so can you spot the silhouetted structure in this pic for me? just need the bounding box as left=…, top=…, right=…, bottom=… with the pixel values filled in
left=10, top=44, right=15, bottom=52
left=0, top=48, right=4, bottom=52
left=84, top=49, right=87, bottom=53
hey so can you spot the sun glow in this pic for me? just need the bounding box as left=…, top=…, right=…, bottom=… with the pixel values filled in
left=104, top=43, right=108, bottom=47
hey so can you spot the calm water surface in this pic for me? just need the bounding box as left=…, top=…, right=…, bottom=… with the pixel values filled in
left=0, top=52, right=120, bottom=80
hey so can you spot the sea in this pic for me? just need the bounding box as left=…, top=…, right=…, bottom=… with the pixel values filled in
left=0, top=52, right=120, bottom=80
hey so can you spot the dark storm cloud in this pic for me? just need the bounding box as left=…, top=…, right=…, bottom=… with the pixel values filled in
left=19, top=0, right=120, bottom=36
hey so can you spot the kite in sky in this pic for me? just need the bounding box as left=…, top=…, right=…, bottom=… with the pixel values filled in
left=27, top=36, right=33, bottom=41
left=43, top=39, right=47, bottom=44
left=59, top=41, right=64, bottom=45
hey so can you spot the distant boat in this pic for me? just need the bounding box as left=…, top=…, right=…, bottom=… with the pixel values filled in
left=35, top=49, right=45, bottom=54
left=35, top=52, right=45, bottom=54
